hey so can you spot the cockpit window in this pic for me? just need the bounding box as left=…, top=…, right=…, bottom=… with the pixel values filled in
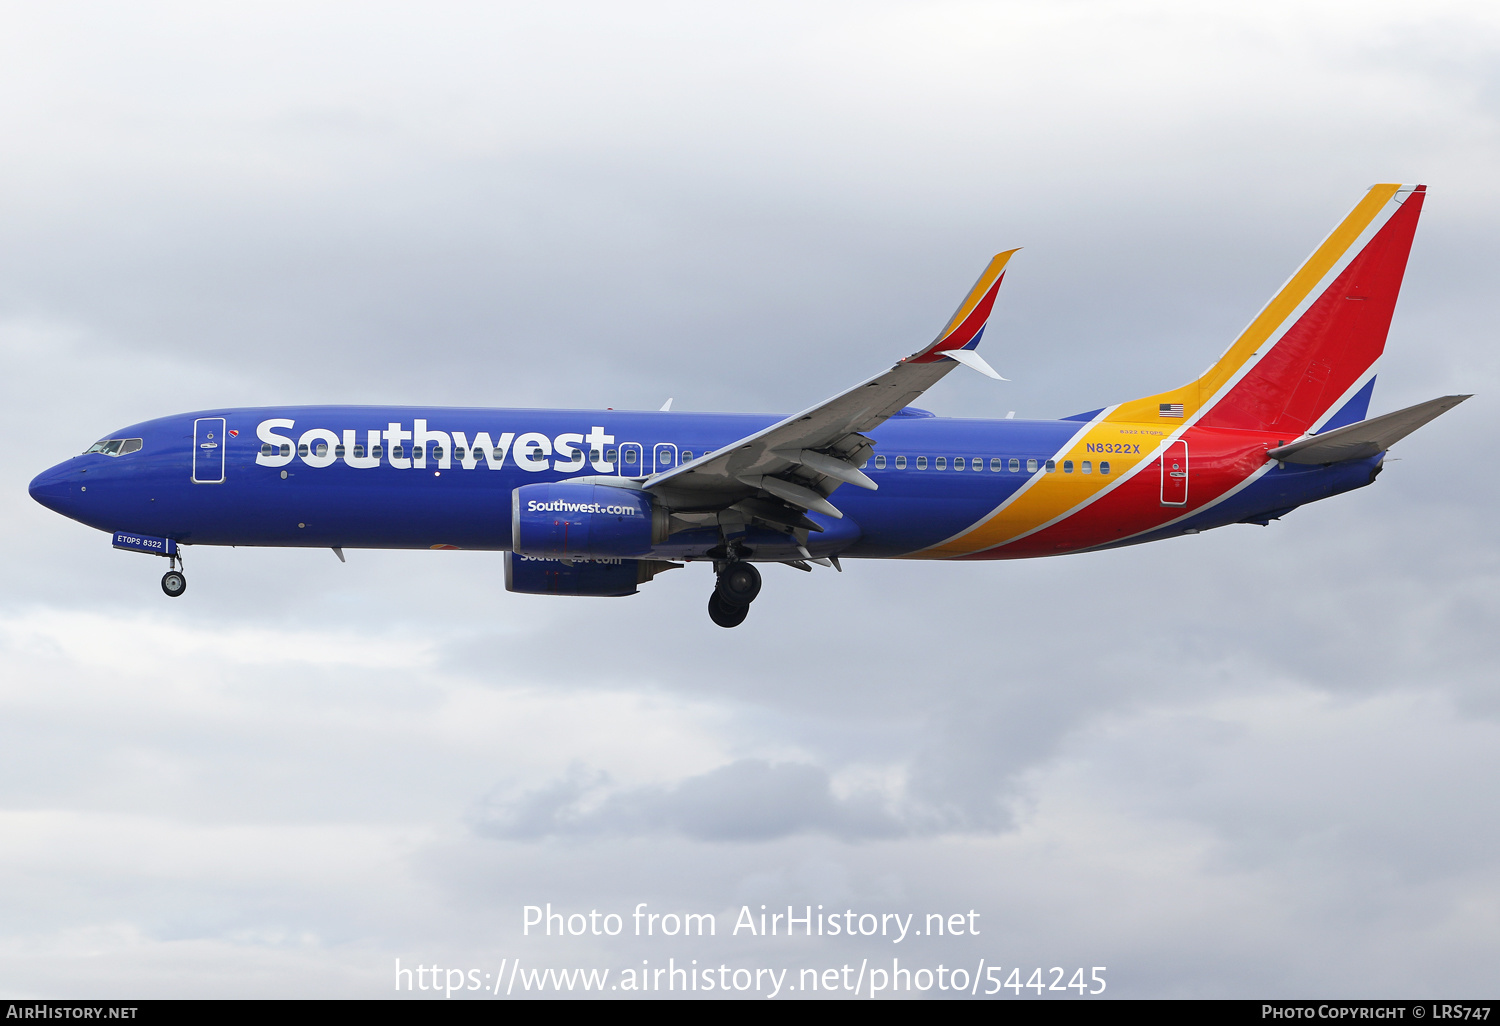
left=84, top=438, right=143, bottom=456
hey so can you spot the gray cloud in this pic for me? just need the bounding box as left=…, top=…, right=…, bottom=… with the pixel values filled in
left=2, top=0, right=1499, bottom=999
left=478, top=760, right=906, bottom=843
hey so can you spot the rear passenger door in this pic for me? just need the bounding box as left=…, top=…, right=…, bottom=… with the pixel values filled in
left=1159, top=440, right=1188, bottom=506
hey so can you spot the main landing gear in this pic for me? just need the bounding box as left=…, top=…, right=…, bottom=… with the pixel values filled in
left=161, top=553, right=186, bottom=598
left=708, top=561, right=761, bottom=628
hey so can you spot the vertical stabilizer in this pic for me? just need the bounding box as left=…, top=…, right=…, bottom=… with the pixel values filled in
left=1109, top=184, right=1426, bottom=435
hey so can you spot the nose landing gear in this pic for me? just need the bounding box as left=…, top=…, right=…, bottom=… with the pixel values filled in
left=160, top=551, right=186, bottom=598
left=708, top=561, right=760, bottom=628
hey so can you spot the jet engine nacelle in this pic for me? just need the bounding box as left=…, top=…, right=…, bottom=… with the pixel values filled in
left=504, top=553, right=677, bottom=597
left=511, top=482, right=669, bottom=559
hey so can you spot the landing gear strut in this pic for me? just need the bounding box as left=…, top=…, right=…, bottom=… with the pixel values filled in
left=708, top=561, right=760, bottom=628
left=161, top=551, right=186, bottom=598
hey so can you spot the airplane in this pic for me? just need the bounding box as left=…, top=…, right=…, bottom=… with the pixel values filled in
left=28, top=183, right=1469, bottom=627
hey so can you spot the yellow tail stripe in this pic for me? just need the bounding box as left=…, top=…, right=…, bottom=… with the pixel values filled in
left=915, top=185, right=1404, bottom=559
left=1105, top=183, right=1403, bottom=424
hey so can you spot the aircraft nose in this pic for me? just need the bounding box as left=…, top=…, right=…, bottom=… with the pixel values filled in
left=29, top=461, right=82, bottom=517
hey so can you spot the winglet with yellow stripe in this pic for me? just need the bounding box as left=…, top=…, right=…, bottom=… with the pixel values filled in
left=905, top=249, right=1020, bottom=379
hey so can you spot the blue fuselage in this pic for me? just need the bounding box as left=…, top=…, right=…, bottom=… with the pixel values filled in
left=28, top=405, right=1380, bottom=561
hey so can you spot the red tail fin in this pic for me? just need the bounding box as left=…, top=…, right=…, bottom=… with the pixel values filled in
left=1109, top=184, right=1426, bottom=434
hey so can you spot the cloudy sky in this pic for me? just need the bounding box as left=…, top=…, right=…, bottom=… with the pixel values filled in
left=2, top=0, right=1497, bottom=999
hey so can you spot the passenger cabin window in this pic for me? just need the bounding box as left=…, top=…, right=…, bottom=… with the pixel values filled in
left=392, top=445, right=404, bottom=458
left=354, top=444, right=366, bottom=458
left=453, top=446, right=466, bottom=458
left=1009, top=458, right=1020, bottom=472
left=1045, top=459, right=1056, bottom=472
left=916, top=456, right=928, bottom=470
left=1063, top=460, right=1073, bottom=473
left=605, top=448, right=617, bottom=462
left=298, top=444, right=310, bottom=457
left=261, top=443, right=273, bottom=456
left=1100, top=461, right=1111, bottom=475
left=895, top=455, right=907, bottom=469
left=1027, top=458, right=1038, bottom=473
left=334, top=445, right=345, bottom=458
left=314, top=443, right=328, bottom=457
left=875, top=455, right=886, bottom=469
left=935, top=457, right=946, bottom=470
left=952, top=457, right=963, bottom=471
left=624, top=449, right=637, bottom=464
left=682, top=451, right=694, bottom=461
left=282, top=444, right=292, bottom=457
left=990, top=457, right=1003, bottom=472
left=1082, top=460, right=1092, bottom=474
left=371, top=445, right=382, bottom=458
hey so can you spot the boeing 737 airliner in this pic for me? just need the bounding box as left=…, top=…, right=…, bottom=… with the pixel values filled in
left=30, top=184, right=1468, bottom=626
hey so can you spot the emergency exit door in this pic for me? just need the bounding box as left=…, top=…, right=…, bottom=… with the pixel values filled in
left=617, top=442, right=643, bottom=477
left=1159, top=439, right=1188, bottom=506
left=652, top=443, right=678, bottom=475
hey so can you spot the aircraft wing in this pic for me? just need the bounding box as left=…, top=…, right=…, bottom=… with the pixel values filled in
left=1267, top=394, right=1471, bottom=465
left=641, top=250, right=1019, bottom=520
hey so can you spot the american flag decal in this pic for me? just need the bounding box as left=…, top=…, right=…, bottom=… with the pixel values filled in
left=1159, top=403, right=1185, bottom=418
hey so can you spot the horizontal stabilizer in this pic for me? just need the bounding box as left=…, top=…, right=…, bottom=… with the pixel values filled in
left=1268, top=394, right=1471, bottom=464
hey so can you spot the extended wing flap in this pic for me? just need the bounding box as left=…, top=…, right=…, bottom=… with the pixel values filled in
left=1267, top=394, right=1470, bottom=464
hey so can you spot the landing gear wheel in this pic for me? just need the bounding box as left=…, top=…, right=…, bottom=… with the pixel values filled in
left=161, top=570, right=187, bottom=597
left=715, top=561, right=761, bottom=605
left=708, top=591, right=749, bottom=628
